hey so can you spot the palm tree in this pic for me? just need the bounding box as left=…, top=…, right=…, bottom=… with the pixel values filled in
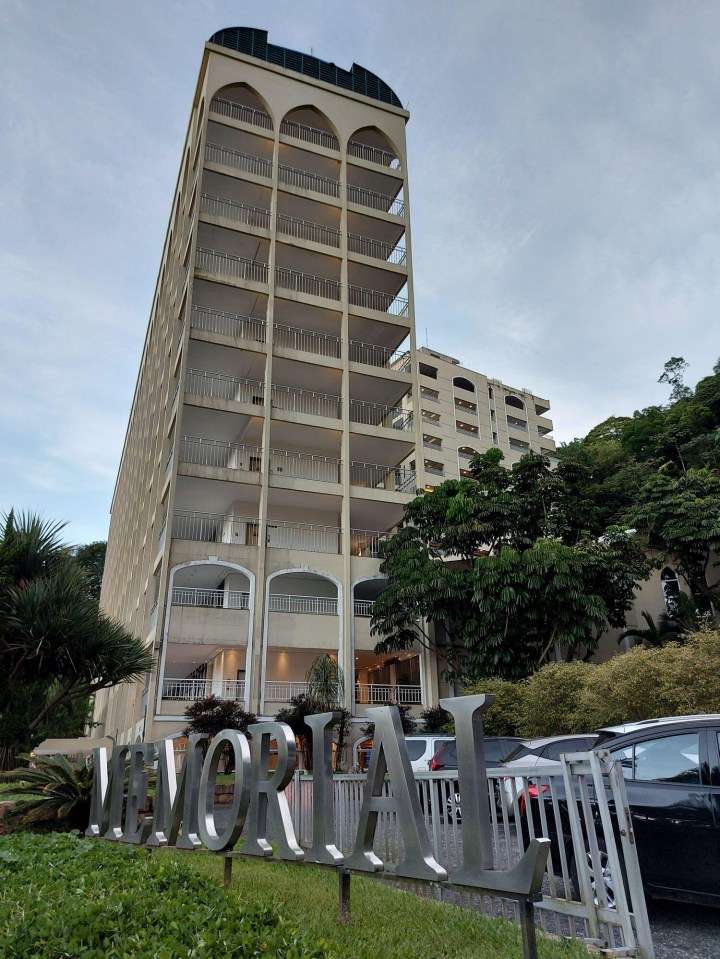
left=0, top=753, right=94, bottom=829
left=0, top=511, right=155, bottom=769
left=618, top=593, right=701, bottom=649
left=305, top=654, right=344, bottom=710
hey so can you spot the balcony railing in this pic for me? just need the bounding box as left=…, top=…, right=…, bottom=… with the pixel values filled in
left=349, top=461, right=416, bottom=493
left=424, top=464, right=444, bottom=476
left=348, top=341, right=410, bottom=370
left=458, top=449, right=476, bottom=460
left=354, top=599, right=375, bottom=617
left=423, top=439, right=442, bottom=450
left=280, top=117, right=339, bottom=151
left=196, top=248, right=269, bottom=284
left=269, top=594, right=338, bottom=615
left=171, top=511, right=260, bottom=545
left=456, top=425, right=479, bottom=437
left=355, top=683, right=422, bottom=705
left=347, top=184, right=405, bottom=217
left=210, top=96, right=273, bottom=130
left=264, top=681, right=309, bottom=702
left=350, top=528, right=389, bottom=558
left=420, top=389, right=439, bottom=403
left=276, top=213, right=340, bottom=248
left=275, top=266, right=341, bottom=301
left=179, top=436, right=263, bottom=472
left=347, top=140, right=400, bottom=170
left=273, top=323, right=341, bottom=358
left=185, top=369, right=266, bottom=406
left=271, top=383, right=341, bottom=419
left=162, top=678, right=246, bottom=701
left=191, top=305, right=267, bottom=343
left=347, top=233, right=406, bottom=265
left=205, top=142, right=273, bottom=179
left=278, top=163, right=340, bottom=198
left=266, top=521, right=341, bottom=554
left=269, top=448, right=341, bottom=483
left=348, top=284, right=409, bottom=316
left=349, top=398, right=413, bottom=431
left=509, top=440, right=530, bottom=452
left=507, top=416, right=528, bottom=432
left=171, top=586, right=250, bottom=608
left=200, top=193, right=271, bottom=230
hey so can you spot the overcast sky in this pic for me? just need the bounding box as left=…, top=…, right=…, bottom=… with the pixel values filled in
left=1, top=1, right=719, bottom=544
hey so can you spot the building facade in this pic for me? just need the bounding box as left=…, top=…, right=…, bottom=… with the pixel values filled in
left=93, top=28, right=555, bottom=747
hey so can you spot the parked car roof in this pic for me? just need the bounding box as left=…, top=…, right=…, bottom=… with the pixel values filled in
left=595, top=714, right=720, bottom=743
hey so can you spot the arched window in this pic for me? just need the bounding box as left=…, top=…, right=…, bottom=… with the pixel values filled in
left=504, top=394, right=525, bottom=411
left=453, top=376, right=475, bottom=393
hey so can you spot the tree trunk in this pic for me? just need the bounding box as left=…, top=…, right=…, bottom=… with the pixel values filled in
left=0, top=744, right=18, bottom=771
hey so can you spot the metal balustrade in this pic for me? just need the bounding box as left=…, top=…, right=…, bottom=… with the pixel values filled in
left=171, top=511, right=260, bottom=545
left=347, top=233, right=406, bottom=265
left=276, top=213, right=340, bottom=248
left=171, top=586, right=250, bottom=608
left=266, top=521, right=341, bottom=554
left=278, top=163, right=340, bottom=197
left=423, top=439, right=442, bottom=450
left=269, top=448, right=341, bottom=482
left=273, top=323, right=341, bottom=358
left=424, top=464, right=444, bottom=476
left=509, top=440, right=530, bottom=452
left=458, top=449, right=476, bottom=460
left=348, top=341, right=409, bottom=369
left=200, top=193, right=271, bottom=230
left=349, top=529, right=388, bottom=557
left=347, top=184, right=405, bottom=217
left=264, top=681, right=310, bottom=702
left=349, top=398, right=413, bottom=431
left=349, top=461, right=416, bottom=493
left=507, top=416, right=529, bottom=432
left=205, top=142, right=273, bottom=178
left=275, top=266, right=341, bottom=300
left=353, top=599, right=374, bottom=617
left=209, top=96, right=273, bottom=130
left=347, top=140, right=401, bottom=169
left=348, top=284, right=409, bottom=316
left=271, top=382, right=341, bottom=419
left=196, top=248, right=269, bottom=284
left=162, top=678, right=246, bottom=701
left=184, top=369, right=266, bottom=406
left=179, top=436, right=263, bottom=472
left=191, top=305, right=267, bottom=343
left=456, top=425, right=479, bottom=437
left=421, top=389, right=440, bottom=402
left=355, top=683, right=422, bottom=705
left=280, top=118, right=339, bottom=151
left=268, top=594, right=338, bottom=614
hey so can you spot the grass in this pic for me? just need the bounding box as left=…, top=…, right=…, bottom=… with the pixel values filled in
left=185, top=851, right=589, bottom=959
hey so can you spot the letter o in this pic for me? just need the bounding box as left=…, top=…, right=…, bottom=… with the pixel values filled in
left=198, top=729, right=251, bottom=851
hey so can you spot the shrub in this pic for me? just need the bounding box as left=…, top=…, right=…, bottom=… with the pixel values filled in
left=460, top=678, right=526, bottom=736
left=0, top=831, right=334, bottom=959
left=0, top=753, right=93, bottom=830
left=418, top=705, right=450, bottom=733
left=518, top=661, right=594, bottom=737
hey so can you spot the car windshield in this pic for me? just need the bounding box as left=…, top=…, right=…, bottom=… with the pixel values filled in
left=501, top=743, right=543, bottom=762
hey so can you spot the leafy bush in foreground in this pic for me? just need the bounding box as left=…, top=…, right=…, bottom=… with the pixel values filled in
left=0, top=832, right=335, bottom=959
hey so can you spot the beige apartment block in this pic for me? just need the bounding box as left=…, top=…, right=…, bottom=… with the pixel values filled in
left=410, top=346, right=556, bottom=488
left=93, top=28, right=435, bottom=747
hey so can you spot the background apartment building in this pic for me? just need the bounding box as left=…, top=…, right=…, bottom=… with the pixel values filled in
left=93, top=28, right=556, bottom=748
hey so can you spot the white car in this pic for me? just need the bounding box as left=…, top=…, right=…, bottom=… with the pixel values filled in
left=499, top=735, right=597, bottom=815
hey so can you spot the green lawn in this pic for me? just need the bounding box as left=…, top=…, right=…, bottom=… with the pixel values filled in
left=188, top=851, right=588, bottom=959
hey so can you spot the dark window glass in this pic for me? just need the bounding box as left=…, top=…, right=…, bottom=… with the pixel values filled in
left=633, top=733, right=700, bottom=784
left=544, top=737, right=595, bottom=762
left=419, top=362, right=438, bottom=379
left=405, top=741, right=426, bottom=761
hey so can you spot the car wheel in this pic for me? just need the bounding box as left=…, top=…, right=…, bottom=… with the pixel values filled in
left=570, top=838, right=620, bottom=908
left=446, top=791, right=462, bottom=824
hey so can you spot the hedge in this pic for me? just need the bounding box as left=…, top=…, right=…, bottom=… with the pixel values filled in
left=463, top=629, right=720, bottom=738
left=0, top=831, right=334, bottom=959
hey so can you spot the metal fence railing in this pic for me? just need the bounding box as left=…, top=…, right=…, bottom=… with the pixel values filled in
left=170, top=587, right=250, bottom=609
left=347, top=184, right=405, bottom=217
left=276, top=213, right=341, bottom=248
left=268, top=594, right=338, bottom=615
left=349, top=461, right=416, bottom=493
left=349, top=529, right=389, bottom=557
left=278, top=163, right=340, bottom=198
left=349, top=398, right=413, bottom=431
left=162, top=678, right=246, bottom=701
left=271, top=383, right=341, bottom=419
left=196, top=248, right=269, bottom=285
left=184, top=369, right=266, bottom=406
left=347, top=233, right=407, bottom=265
left=269, top=448, right=341, bottom=483
left=275, top=266, right=341, bottom=301
left=200, top=194, right=271, bottom=230
left=354, top=684, right=422, bottom=704
left=204, top=142, right=273, bottom=179
left=171, top=511, right=260, bottom=546
left=191, top=305, right=267, bottom=343
left=280, top=118, right=339, bottom=151
left=209, top=96, right=273, bottom=130
left=347, top=139, right=401, bottom=169
left=179, top=436, right=263, bottom=471
left=348, top=284, right=409, bottom=316
left=273, top=323, right=341, bottom=358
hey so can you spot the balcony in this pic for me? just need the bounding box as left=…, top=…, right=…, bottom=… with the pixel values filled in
left=273, top=323, right=340, bottom=358
left=354, top=599, right=375, bottom=617
left=205, top=142, right=272, bottom=179
left=200, top=193, right=271, bottom=230
left=171, top=586, right=250, bottom=608
left=162, top=678, right=246, bottom=701
left=349, top=341, right=410, bottom=371
left=269, top=448, right=341, bottom=483
left=171, top=511, right=261, bottom=545
left=276, top=213, right=340, bottom=249
left=264, top=681, right=309, bottom=703
left=278, top=163, right=340, bottom=198
left=347, top=184, right=404, bottom=217
left=184, top=369, right=266, bottom=406
left=190, top=305, right=267, bottom=343
left=348, top=285, right=409, bottom=316
left=420, top=388, right=439, bottom=403
left=458, top=449, right=476, bottom=460
left=271, top=382, right=341, bottom=419
left=179, top=436, right=262, bottom=472
left=349, top=461, right=416, bottom=493
left=424, top=461, right=444, bottom=477
left=275, top=266, right=341, bottom=301
left=209, top=96, right=273, bottom=131
left=347, top=140, right=400, bottom=170
left=347, top=233, right=406, bottom=265
left=195, top=248, right=269, bottom=284
left=350, top=528, right=388, bottom=557
left=280, top=117, right=339, bottom=151
left=266, top=520, right=340, bottom=554
left=269, top=594, right=338, bottom=614
left=349, top=398, right=412, bottom=431
left=507, top=415, right=528, bottom=432
left=355, top=684, right=421, bottom=705
left=456, top=423, right=479, bottom=437
left=509, top=439, right=530, bottom=453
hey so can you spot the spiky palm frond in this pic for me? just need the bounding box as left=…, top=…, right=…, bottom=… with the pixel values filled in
left=0, top=753, right=93, bottom=827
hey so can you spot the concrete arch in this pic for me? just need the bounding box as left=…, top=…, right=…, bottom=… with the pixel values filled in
left=281, top=103, right=340, bottom=143
left=155, top=559, right=256, bottom=714
left=347, top=124, right=402, bottom=167
left=261, top=567, right=344, bottom=714
left=210, top=81, right=275, bottom=127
